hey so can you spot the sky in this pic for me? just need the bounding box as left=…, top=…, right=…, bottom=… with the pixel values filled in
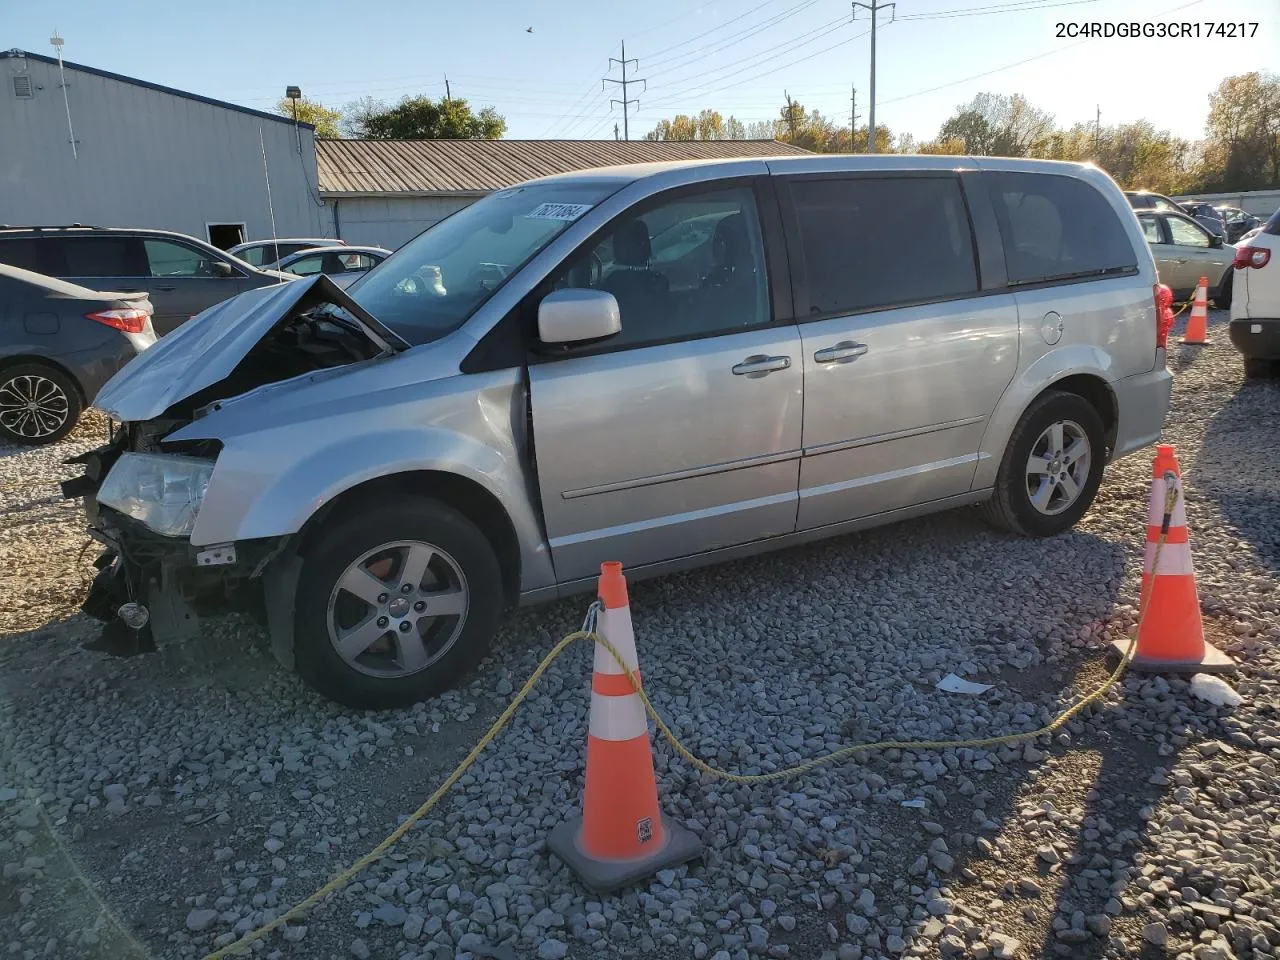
left=6, top=0, right=1277, bottom=144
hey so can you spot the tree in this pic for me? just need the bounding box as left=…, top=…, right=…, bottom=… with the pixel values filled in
left=1197, top=72, right=1280, bottom=190
left=725, top=116, right=746, bottom=140
left=939, top=93, right=1054, bottom=157
left=341, top=96, right=387, bottom=138
left=361, top=95, right=506, bottom=140
left=643, top=110, right=737, bottom=141
left=274, top=96, right=342, bottom=139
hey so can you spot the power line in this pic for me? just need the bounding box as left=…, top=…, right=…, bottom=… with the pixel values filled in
left=877, top=0, right=1207, bottom=106
left=636, top=0, right=798, bottom=66
left=644, top=14, right=857, bottom=108
left=643, top=0, right=822, bottom=75
left=895, top=0, right=1099, bottom=19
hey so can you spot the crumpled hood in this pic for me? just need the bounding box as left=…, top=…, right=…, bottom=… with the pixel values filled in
left=93, top=275, right=407, bottom=422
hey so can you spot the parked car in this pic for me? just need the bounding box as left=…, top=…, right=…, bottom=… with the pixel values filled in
left=1178, top=201, right=1229, bottom=242
left=1134, top=210, right=1235, bottom=306
left=1216, top=206, right=1262, bottom=244
left=0, top=226, right=291, bottom=336
left=69, top=156, right=1173, bottom=708
left=0, top=263, right=155, bottom=445
left=229, top=237, right=346, bottom=270
left=1125, top=191, right=1227, bottom=241
left=1238, top=225, right=1263, bottom=245
left=276, top=245, right=391, bottom=289
left=1229, top=207, right=1280, bottom=378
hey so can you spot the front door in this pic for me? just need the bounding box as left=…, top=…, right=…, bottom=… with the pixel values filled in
left=779, top=174, right=1019, bottom=529
left=1162, top=215, right=1231, bottom=298
left=142, top=239, right=248, bottom=334
left=528, top=183, right=803, bottom=584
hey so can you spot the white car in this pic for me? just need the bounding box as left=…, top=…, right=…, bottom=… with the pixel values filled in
left=1229, top=209, right=1280, bottom=377
left=228, top=237, right=346, bottom=270
left=276, top=245, right=391, bottom=289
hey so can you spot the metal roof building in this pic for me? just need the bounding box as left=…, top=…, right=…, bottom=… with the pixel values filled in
left=316, top=138, right=810, bottom=248
left=1, top=50, right=326, bottom=249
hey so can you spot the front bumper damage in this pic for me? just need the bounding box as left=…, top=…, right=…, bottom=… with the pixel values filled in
left=62, top=436, right=287, bottom=656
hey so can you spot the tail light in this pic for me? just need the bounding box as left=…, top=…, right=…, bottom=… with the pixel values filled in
left=86, top=307, right=149, bottom=334
left=1234, top=246, right=1271, bottom=269
left=1153, top=283, right=1174, bottom=350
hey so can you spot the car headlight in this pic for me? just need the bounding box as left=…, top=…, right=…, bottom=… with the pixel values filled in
left=97, top=453, right=215, bottom=538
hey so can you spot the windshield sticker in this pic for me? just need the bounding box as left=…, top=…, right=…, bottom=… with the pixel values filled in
left=526, top=202, right=593, bottom=222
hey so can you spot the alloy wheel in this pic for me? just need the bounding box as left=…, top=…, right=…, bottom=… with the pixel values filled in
left=325, top=540, right=470, bottom=678
left=1025, top=419, right=1091, bottom=516
left=0, top=374, right=71, bottom=440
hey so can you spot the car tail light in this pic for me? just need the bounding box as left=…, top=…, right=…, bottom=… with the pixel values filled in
left=86, top=307, right=149, bottom=334
left=1233, top=246, right=1271, bottom=269
left=1154, top=283, right=1174, bottom=350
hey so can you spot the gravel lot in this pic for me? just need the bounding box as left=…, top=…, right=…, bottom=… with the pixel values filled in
left=1, top=307, right=1277, bottom=960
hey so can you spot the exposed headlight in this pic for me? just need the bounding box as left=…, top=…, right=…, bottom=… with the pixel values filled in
left=97, top=453, right=214, bottom=538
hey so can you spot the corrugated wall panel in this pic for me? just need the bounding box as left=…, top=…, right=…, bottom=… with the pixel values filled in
left=333, top=196, right=475, bottom=249
left=0, top=57, right=326, bottom=243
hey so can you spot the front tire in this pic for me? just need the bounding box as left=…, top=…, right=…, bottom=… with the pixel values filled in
left=293, top=498, right=504, bottom=709
left=981, top=390, right=1106, bottom=537
left=0, top=363, right=82, bottom=445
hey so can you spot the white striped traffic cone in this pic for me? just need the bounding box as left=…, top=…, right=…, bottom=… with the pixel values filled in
left=548, top=562, right=701, bottom=892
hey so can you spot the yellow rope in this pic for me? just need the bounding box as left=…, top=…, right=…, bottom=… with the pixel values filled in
left=202, top=483, right=1179, bottom=958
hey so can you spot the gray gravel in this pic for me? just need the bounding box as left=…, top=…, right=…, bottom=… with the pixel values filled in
left=1, top=308, right=1278, bottom=960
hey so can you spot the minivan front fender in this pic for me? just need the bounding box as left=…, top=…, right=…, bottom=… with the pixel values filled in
left=973, top=344, right=1117, bottom=490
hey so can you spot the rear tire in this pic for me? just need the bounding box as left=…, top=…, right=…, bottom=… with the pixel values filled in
left=1213, top=270, right=1233, bottom=310
left=293, top=498, right=504, bottom=709
left=0, top=362, right=82, bottom=446
left=980, top=390, right=1106, bottom=537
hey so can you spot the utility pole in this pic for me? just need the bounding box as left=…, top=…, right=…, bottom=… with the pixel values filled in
left=603, top=41, right=645, bottom=141
left=852, top=0, right=895, bottom=153
left=850, top=85, right=861, bottom=152
left=784, top=90, right=798, bottom=142
left=614, top=123, right=620, bottom=141
left=444, top=75, right=452, bottom=101
left=1094, top=104, right=1101, bottom=156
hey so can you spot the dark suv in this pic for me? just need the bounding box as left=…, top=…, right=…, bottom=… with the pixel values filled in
left=0, top=226, right=290, bottom=335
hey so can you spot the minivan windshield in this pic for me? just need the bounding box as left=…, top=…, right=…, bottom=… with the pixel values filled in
left=347, top=181, right=622, bottom=344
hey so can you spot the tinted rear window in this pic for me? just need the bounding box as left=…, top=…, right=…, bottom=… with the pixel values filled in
left=989, top=173, right=1137, bottom=285
left=61, top=237, right=146, bottom=277
left=789, top=176, right=978, bottom=315
left=0, top=238, right=54, bottom=274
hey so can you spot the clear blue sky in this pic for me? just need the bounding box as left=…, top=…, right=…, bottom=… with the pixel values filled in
left=8, top=0, right=1276, bottom=143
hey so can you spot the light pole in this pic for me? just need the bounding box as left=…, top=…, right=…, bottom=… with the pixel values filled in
left=851, top=0, right=894, bottom=153
left=286, top=85, right=302, bottom=153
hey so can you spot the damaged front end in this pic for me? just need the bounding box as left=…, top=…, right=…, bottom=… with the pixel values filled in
left=62, top=276, right=406, bottom=656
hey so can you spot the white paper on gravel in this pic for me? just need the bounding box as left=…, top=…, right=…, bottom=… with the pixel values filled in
left=936, top=673, right=993, bottom=695
left=1190, top=674, right=1242, bottom=707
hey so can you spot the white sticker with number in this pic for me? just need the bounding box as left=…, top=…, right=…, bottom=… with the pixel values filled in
left=526, top=202, right=593, bottom=222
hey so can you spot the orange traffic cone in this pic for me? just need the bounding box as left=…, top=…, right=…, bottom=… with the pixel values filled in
left=1112, top=445, right=1233, bottom=673
left=1181, top=276, right=1210, bottom=344
left=548, top=562, right=701, bottom=891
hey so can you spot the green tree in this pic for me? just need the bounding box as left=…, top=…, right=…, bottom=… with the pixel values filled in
left=361, top=95, right=506, bottom=140
left=643, top=110, right=737, bottom=141
left=275, top=96, right=342, bottom=139
left=1196, top=72, right=1280, bottom=190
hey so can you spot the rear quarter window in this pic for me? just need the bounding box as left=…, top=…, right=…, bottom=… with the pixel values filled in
left=988, top=173, right=1137, bottom=285
left=61, top=237, right=147, bottom=277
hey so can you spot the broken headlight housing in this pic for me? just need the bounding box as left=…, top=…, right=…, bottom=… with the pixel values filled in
left=96, top=453, right=215, bottom=538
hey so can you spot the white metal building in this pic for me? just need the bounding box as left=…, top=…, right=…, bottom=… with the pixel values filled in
left=0, top=49, right=327, bottom=248
left=316, top=138, right=812, bottom=249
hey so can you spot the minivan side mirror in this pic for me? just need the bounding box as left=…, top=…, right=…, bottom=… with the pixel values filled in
left=211, top=261, right=235, bottom=278
left=538, top=289, right=621, bottom=345
left=1209, top=234, right=1223, bottom=248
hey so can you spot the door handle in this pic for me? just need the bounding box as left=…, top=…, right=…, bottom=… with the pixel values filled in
left=154, top=285, right=176, bottom=292
left=1174, top=259, right=1188, bottom=265
left=813, top=341, right=869, bottom=363
left=731, top=354, right=791, bottom=377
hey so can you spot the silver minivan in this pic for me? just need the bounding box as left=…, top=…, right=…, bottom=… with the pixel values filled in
left=70, top=156, right=1173, bottom=708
